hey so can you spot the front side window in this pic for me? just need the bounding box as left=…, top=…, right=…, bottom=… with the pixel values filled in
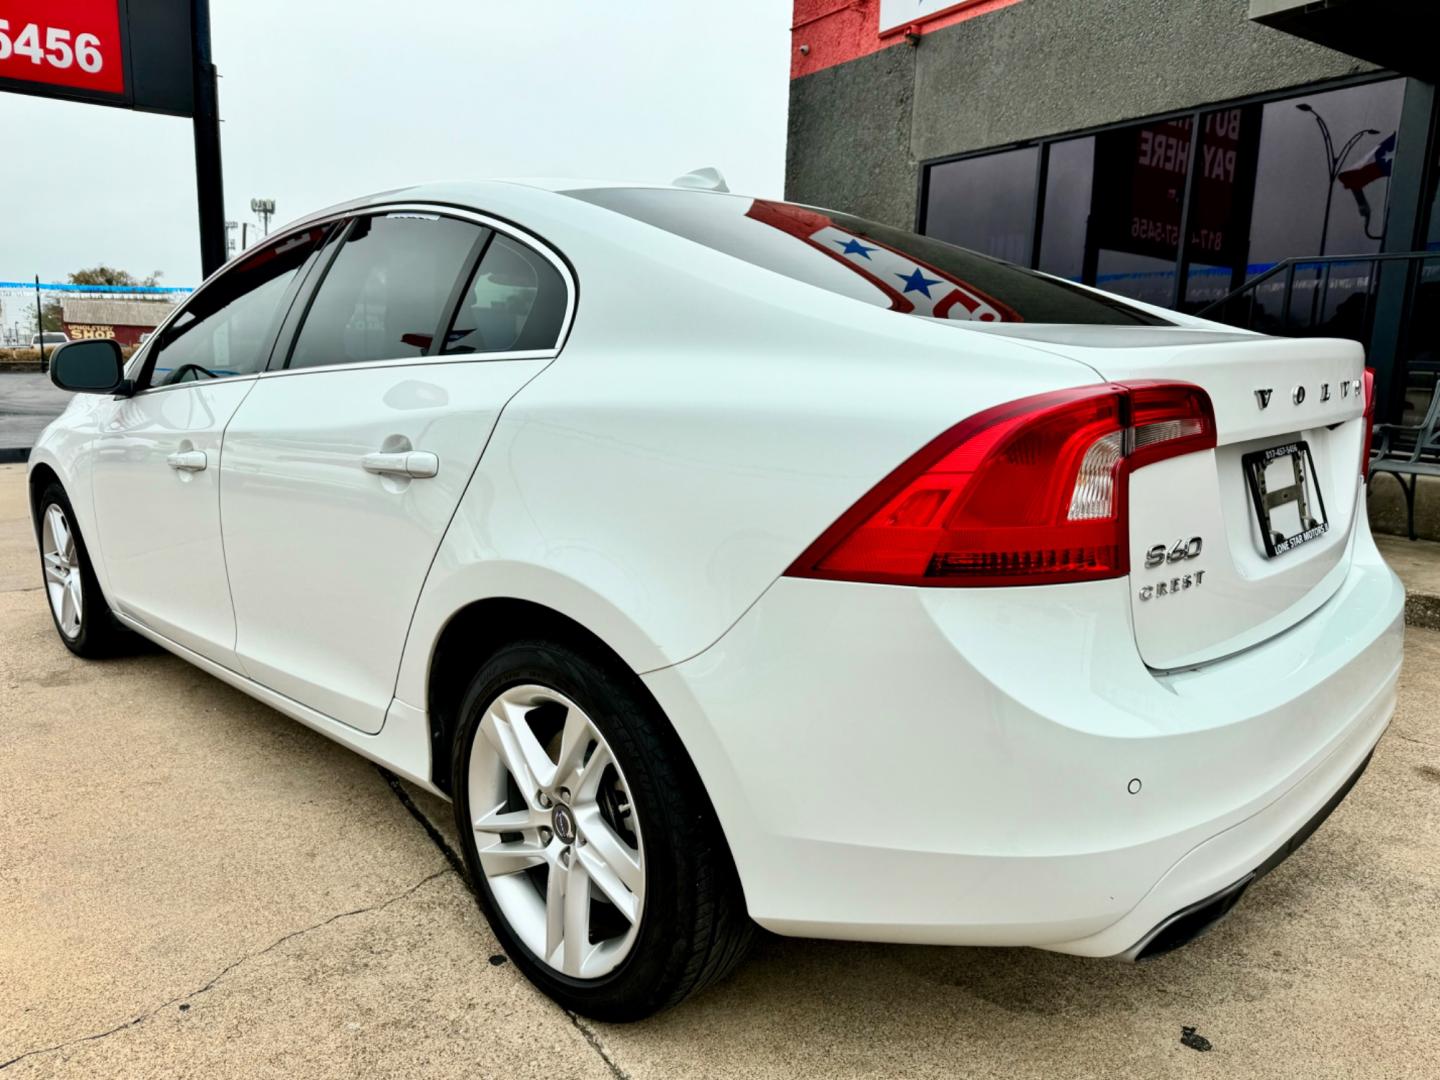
left=569, top=187, right=1163, bottom=326
left=442, top=234, right=567, bottom=354
left=288, top=213, right=483, bottom=370
left=146, top=228, right=325, bottom=388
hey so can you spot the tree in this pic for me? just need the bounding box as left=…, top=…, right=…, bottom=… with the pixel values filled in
left=68, top=266, right=138, bottom=287
left=40, top=300, right=63, bottom=333
left=66, top=266, right=164, bottom=288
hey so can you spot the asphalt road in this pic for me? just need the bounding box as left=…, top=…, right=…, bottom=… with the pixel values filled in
left=2, top=462, right=1438, bottom=1078
left=0, top=374, right=71, bottom=456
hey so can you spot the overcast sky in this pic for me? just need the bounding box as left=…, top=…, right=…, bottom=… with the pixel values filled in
left=1, top=0, right=790, bottom=286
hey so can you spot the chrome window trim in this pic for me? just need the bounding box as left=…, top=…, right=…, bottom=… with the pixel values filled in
left=126, top=373, right=262, bottom=397
left=258, top=350, right=553, bottom=380
left=129, top=200, right=576, bottom=395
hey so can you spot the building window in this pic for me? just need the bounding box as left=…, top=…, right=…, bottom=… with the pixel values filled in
left=1037, top=137, right=1094, bottom=282
left=921, top=76, right=1406, bottom=314
left=922, top=146, right=1039, bottom=266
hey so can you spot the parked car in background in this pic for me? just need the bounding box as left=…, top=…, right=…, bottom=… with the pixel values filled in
left=26, top=176, right=1405, bottom=1021
left=30, top=332, right=68, bottom=350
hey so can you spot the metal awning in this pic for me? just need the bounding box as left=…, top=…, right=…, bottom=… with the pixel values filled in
left=1250, top=0, right=1434, bottom=79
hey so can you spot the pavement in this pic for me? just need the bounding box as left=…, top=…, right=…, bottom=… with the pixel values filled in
left=2, top=461, right=1439, bottom=1079
left=0, top=374, right=71, bottom=462
left=1376, top=534, right=1440, bottom=630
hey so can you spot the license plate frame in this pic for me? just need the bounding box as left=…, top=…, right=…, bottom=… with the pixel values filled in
left=1242, top=440, right=1329, bottom=558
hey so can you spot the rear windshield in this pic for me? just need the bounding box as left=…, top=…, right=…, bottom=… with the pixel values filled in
left=567, top=187, right=1167, bottom=327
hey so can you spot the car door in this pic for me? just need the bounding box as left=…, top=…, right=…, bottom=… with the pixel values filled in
left=219, top=207, right=572, bottom=733
left=87, top=226, right=328, bottom=667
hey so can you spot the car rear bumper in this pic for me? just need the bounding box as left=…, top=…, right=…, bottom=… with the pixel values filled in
left=643, top=521, right=1404, bottom=952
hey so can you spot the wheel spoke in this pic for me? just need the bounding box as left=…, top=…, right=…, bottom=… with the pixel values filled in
left=59, top=585, right=77, bottom=633
left=50, top=510, right=72, bottom=562
left=43, top=554, right=67, bottom=584
left=553, top=707, right=593, bottom=789
left=472, top=803, right=539, bottom=834
left=506, top=698, right=564, bottom=789
left=477, top=838, right=547, bottom=878
left=575, top=808, right=643, bottom=916
left=574, top=742, right=614, bottom=802
left=483, top=707, right=549, bottom=806
left=544, top=860, right=567, bottom=965
left=561, top=860, right=592, bottom=976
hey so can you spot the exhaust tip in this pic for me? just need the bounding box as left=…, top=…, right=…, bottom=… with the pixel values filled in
left=1126, top=875, right=1255, bottom=962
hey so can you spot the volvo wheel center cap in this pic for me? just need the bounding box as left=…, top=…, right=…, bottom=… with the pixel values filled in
left=551, top=803, right=576, bottom=844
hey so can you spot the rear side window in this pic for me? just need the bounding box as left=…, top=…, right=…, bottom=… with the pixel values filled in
left=442, top=234, right=567, bottom=354
left=288, top=213, right=483, bottom=370
left=567, top=187, right=1166, bottom=326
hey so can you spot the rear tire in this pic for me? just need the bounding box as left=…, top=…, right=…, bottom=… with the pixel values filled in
left=452, top=638, right=753, bottom=1021
left=36, top=482, right=127, bottom=658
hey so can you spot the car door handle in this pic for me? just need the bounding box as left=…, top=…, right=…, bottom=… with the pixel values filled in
left=166, top=450, right=208, bottom=472
left=361, top=450, right=439, bottom=479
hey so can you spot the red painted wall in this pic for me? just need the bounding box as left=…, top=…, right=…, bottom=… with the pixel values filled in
left=791, top=0, right=1023, bottom=79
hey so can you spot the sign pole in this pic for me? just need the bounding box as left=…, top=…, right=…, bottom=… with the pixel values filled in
left=34, top=275, right=46, bottom=372
left=191, top=0, right=226, bottom=279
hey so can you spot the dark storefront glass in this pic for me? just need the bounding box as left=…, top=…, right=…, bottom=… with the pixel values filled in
left=924, top=77, right=1404, bottom=305
left=1249, top=80, right=1404, bottom=264
left=1400, top=137, right=1440, bottom=421
left=920, top=76, right=1420, bottom=418
left=1181, top=106, right=1262, bottom=311
left=923, top=146, right=1038, bottom=265
left=1038, top=137, right=1094, bottom=281
left=1088, top=116, right=1194, bottom=306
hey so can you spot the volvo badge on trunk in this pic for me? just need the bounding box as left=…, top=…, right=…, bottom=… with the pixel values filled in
left=1256, top=381, right=1359, bottom=409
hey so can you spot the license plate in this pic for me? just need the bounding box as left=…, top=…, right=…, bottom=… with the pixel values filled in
left=1242, top=440, right=1329, bottom=558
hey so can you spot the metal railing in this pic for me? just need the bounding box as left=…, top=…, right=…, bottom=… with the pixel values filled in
left=1197, top=250, right=1433, bottom=330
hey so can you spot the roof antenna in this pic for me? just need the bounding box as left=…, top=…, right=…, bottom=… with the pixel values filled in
left=672, top=167, right=730, bottom=193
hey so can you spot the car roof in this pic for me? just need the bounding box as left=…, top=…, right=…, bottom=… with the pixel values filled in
left=280, top=177, right=730, bottom=230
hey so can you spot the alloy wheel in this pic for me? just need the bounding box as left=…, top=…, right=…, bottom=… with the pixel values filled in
left=468, top=684, right=646, bottom=979
left=41, top=504, right=83, bottom=639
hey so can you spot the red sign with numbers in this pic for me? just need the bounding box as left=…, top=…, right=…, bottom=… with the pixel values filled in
left=0, top=0, right=124, bottom=98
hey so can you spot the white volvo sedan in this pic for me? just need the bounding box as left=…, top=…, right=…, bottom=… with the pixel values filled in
left=28, top=176, right=1404, bottom=1020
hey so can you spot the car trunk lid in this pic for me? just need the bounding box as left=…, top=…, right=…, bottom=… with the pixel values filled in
left=965, top=324, right=1367, bottom=668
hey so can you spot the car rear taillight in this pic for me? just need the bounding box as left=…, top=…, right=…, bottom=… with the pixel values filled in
left=1360, top=366, right=1376, bottom=476
left=785, top=382, right=1215, bottom=587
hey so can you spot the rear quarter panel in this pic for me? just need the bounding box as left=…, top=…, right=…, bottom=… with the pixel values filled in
left=393, top=206, right=1103, bottom=706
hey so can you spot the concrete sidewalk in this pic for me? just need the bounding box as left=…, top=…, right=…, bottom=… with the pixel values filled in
left=1376, top=533, right=1440, bottom=630
left=2, top=462, right=1439, bottom=1079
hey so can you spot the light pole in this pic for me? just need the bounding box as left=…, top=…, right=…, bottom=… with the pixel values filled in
left=1295, top=103, right=1379, bottom=257
left=250, top=198, right=276, bottom=238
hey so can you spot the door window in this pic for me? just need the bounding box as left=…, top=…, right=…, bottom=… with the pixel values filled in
left=442, top=234, right=569, bottom=354
left=287, top=213, right=483, bottom=370
left=145, top=227, right=325, bottom=388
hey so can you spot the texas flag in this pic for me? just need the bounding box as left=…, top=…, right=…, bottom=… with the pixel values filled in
left=1339, top=133, right=1396, bottom=192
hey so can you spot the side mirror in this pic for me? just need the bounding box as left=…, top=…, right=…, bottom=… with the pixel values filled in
left=49, top=339, right=128, bottom=395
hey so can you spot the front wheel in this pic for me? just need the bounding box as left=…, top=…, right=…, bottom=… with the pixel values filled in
left=452, top=640, right=753, bottom=1021
left=37, top=483, right=126, bottom=657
